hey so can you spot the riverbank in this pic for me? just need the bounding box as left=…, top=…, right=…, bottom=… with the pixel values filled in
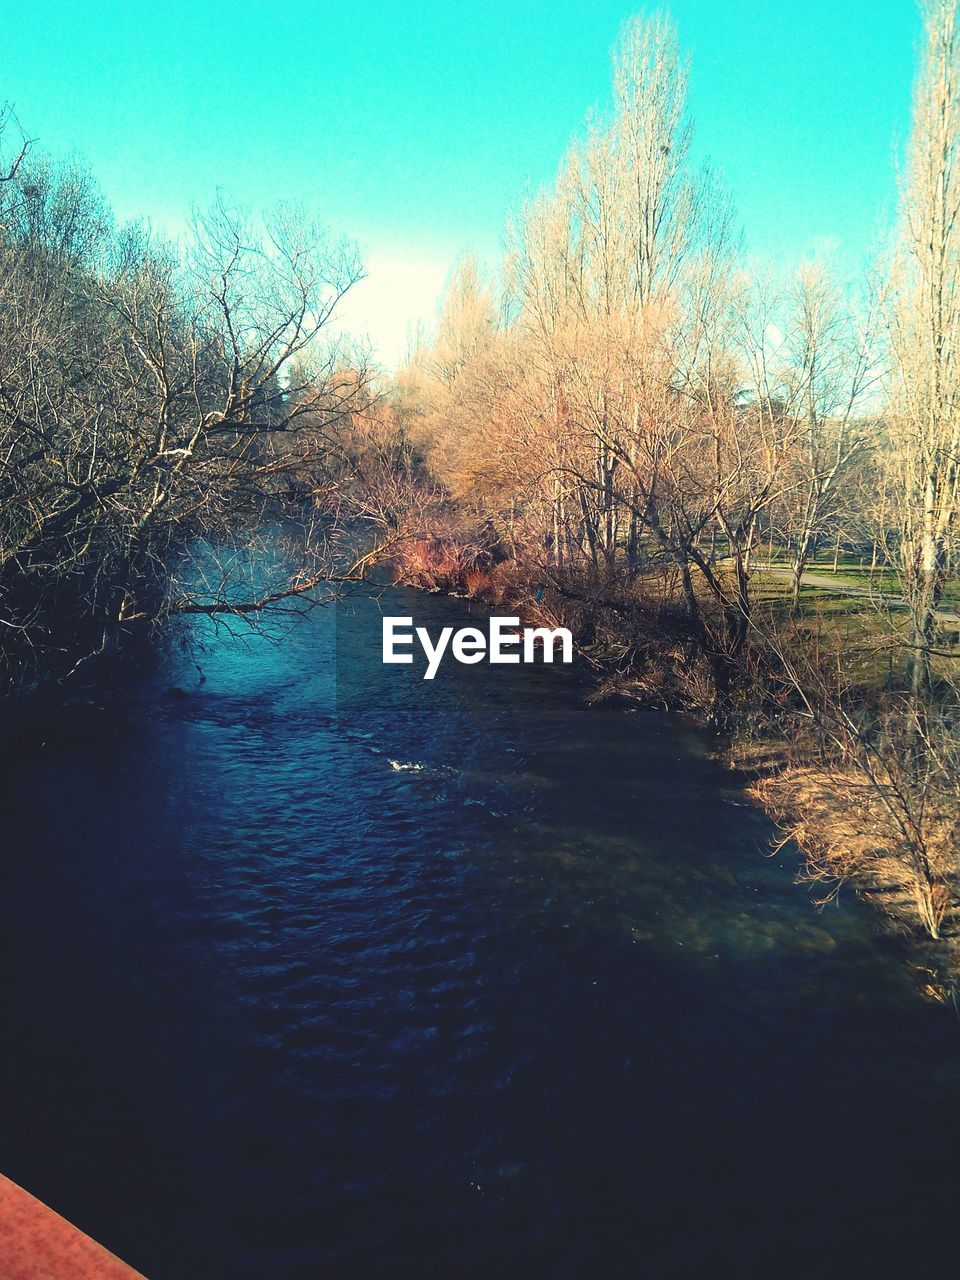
left=391, top=537, right=960, bottom=1001
left=4, top=527, right=957, bottom=1003
left=729, top=741, right=960, bottom=1004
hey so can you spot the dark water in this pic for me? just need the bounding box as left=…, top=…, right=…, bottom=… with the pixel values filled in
left=1, top=584, right=959, bottom=1279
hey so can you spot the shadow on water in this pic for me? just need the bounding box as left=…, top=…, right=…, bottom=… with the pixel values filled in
left=1, top=582, right=959, bottom=1278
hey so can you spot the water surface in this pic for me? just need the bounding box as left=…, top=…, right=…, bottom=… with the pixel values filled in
left=1, top=585, right=958, bottom=1278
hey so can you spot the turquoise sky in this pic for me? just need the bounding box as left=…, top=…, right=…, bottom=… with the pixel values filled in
left=3, top=0, right=920, bottom=361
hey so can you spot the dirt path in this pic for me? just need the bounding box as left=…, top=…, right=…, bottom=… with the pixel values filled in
left=760, top=565, right=960, bottom=625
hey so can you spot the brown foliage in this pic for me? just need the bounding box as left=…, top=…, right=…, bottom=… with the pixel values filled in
left=752, top=765, right=956, bottom=943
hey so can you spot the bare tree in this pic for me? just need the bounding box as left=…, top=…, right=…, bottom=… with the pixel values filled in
left=0, top=144, right=379, bottom=691
left=890, top=0, right=960, bottom=703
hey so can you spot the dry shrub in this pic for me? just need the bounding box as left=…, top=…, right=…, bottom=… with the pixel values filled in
left=393, top=523, right=520, bottom=597
left=752, top=765, right=956, bottom=941
left=487, top=561, right=524, bottom=607
left=463, top=569, right=494, bottom=600
left=394, top=538, right=471, bottom=591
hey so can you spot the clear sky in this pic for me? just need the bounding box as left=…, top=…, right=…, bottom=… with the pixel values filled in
left=2, top=0, right=920, bottom=365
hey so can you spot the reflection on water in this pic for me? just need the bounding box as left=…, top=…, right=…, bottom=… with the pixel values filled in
left=0, top=585, right=959, bottom=1278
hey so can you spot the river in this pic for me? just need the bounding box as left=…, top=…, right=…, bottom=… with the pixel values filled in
left=1, top=582, right=959, bottom=1278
